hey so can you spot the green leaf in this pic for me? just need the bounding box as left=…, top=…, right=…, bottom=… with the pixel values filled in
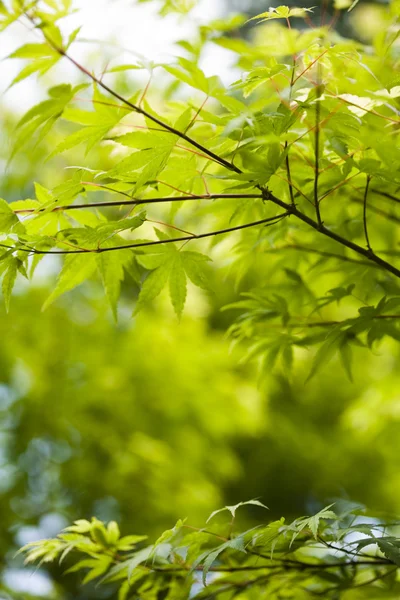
left=207, top=499, right=269, bottom=523
left=65, top=520, right=92, bottom=534
left=306, top=330, right=344, bottom=382
left=289, top=505, right=337, bottom=545
left=135, top=260, right=171, bottom=313
left=43, top=254, right=97, bottom=309
left=97, top=250, right=133, bottom=322
left=118, top=580, right=131, bottom=600
left=94, top=213, right=146, bottom=240
left=248, top=5, right=314, bottom=23
left=9, top=55, right=59, bottom=87
left=135, top=247, right=211, bottom=317
left=34, top=182, right=54, bottom=206
left=339, top=339, right=353, bottom=382
left=181, top=257, right=211, bottom=290
left=127, top=546, right=154, bottom=581
left=169, top=253, right=187, bottom=318
left=201, top=537, right=246, bottom=586
left=2, top=257, right=18, bottom=312
left=163, top=61, right=209, bottom=93
left=8, top=43, right=57, bottom=60
left=377, top=539, right=400, bottom=566
left=66, top=26, right=81, bottom=48
left=117, top=534, right=148, bottom=551
left=0, top=199, right=25, bottom=234
left=82, top=556, right=113, bottom=584
left=136, top=253, right=166, bottom=271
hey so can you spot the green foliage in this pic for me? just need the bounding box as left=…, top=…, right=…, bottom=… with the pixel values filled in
left=20, top=502, right=400, bottom=598
left=0, top=0, right=400, bottom=381
left=1, top=1, right=400, bottom=597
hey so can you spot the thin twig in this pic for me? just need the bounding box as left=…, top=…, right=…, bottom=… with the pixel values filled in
left=352, top=195, right=400, bottom=226
left=184, top=95, right=209, bottom=133
left=139, top=71, right=153, bottom=107
left=319, top=172, right=362, bottom=202
left=370, top=189, right=400, bottom=204
left=13, top=191, right=264, bottom=214
left=285, top=57, right=296, bottom=207
left=363, top=175, right=372, bottom=251
left=274, top=173, right=314, bottom=206
left=1, top=213, right=288, bottom=255
left=314, top=64, right=323, bottom=227
left=292, top=49, right=329, bottom=85
left=146, top=218, right=196, bottom=237
left=266, top=243, right=377, bottom=268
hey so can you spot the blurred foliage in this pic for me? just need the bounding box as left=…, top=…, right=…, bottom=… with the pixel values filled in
left=0, top=0, right=400, bottom=598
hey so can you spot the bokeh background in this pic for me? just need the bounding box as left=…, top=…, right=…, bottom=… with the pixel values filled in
left=0, top=0, right=397, bottom=598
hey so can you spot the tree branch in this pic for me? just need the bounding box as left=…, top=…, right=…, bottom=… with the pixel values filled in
left=262, top=189, right=400, bottom=279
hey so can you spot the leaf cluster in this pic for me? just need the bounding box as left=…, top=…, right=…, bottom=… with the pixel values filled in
left=21, top=501, right=400, bottom=599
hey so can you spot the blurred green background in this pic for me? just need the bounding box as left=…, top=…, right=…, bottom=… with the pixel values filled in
left=0, top=0, right=398, bottom=598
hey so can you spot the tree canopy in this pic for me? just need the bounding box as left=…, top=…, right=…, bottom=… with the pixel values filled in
left=1, top=0, right=400, bottom=378
left=1, top=0, right=400, bottom=598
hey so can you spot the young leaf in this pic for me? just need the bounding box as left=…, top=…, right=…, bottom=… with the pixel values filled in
left=135, top=260, right=171, bottom=313
left=43, top=254, right=97, bottom=309
left=168, top=253, right=187, bottom=319
left=201, top=537, right=246, bottom=586
left=0, top=199, right=25, bottom=234
left=97, top=250, right=133, bottom=321
left=2, top=257, right=18, bottom=312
